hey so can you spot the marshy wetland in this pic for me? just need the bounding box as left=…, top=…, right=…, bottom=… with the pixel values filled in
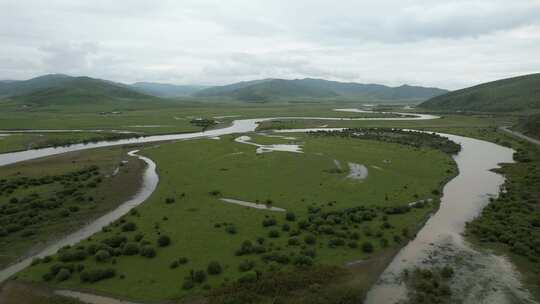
left=0, top=107, right=537, bottom=304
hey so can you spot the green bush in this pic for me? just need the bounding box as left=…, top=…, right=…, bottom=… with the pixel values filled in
left=207, top=261, right=223, bottom=275
left=304, top=234, right=317, bottom=245
left=157, top=235, right=171, bottom=247
left=121, top=222, right=137, bottom=232
left=80, top=268, right=115, bottom=283
left=361, top=241, right=374, bottom=253
left=239, top=260, right=256, bottom=272
left=122, top=242, right=140, bottom=256
left=56, top=268, right=71, bottom=281
left=285, top=212, right=296, bottom=221
left=95, top=250, right=111, bottom=262
left=268, top=230, right=280, bottom=238
left=140, top=246, right=156, bottom=258
left=238, top=271, right=258, bottom=283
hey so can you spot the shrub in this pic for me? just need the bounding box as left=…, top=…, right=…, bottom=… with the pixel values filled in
left=207, top=261, right=223, bottom=275
left=165, top=197, right=175, bottom=204
left=121, top=222, right=137, bottom=232
left=193, top=270, right=207, bottom=283
left=285, top=212, right=296, bottom=221
left=293, top=255, right=313, bottom=266
left=262, top=218, right=277, bottom=227
left=441, top=266, right=454, bottom=279
left=58, top=249, right=87, bottom=262
left=158, top=235, right=171, bottom=247
left=226, top=225, right=237, bottom=234
left=56, top=268, right=71, bottom=281
left=328, top=238, right=345, bottom=248
left=361, top=241, right=374, bottom=253
left=80, top=268, right=116, bottom=283
left=102, top=235, right=127, bottom=248
left=182, top=279, right=194, bottom=290
left=282, top=223, right=290, bottom=232
left=238, top=271, right=258, bottom=283
left=134, top=233, right=144, bottom=242
left=288, top=237, right=300, bottom=246
left=95, top=250, right=111, bottom=262
left=170, top=261, right=179, bottom=269
left=268, top=230, right=280, bottom=238
left=178, top=257, right=189, bottom=264
left=304, top=235, right=317, bottom=245
left=122, top=242, right=140, bottom=256
left=140, top=246, right=156, bottom=258
left=239, top=260, right=256, bottom=272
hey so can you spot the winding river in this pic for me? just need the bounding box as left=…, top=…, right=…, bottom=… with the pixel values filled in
left=0, top=109, right=533, bottom=304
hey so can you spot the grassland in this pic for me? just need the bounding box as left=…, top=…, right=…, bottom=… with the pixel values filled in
left=15, top=131, right=456, bottom=302
left=0, top=147, right=144, bottom=268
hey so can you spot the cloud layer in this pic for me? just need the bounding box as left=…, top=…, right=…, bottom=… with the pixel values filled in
left=1, top=0, right=539, bottom=89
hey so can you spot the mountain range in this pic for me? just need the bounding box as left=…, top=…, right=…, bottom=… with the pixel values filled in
left=0, top=74, right=448, bottom=105
left=194, top=78, right=447, bottom=102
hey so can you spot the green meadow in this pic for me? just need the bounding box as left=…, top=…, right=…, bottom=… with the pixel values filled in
left=17, top=132, right=456, bottom=302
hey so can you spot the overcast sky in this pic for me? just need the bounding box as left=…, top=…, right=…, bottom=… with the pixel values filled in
left=1, top=0, right=539, bottom=89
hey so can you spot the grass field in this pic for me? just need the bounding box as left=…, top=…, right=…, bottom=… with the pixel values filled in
left=0, top=147, right=144, bottom=268
left=0, top=102, right=406, bottom=134
left=16, top=132, right=456, bottom=302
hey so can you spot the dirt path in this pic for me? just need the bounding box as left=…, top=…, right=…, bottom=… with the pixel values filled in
left=500, top=126, right=540, bottom=146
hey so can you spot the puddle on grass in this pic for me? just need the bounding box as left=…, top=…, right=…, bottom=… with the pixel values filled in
left=346, top=162, right=368, bottom=180
left=234, top=135, right=303, bottom=154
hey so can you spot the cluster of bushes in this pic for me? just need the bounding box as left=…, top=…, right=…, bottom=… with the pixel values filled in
left=0, top=166, right=103, bottom=240
left=403, top=267, right=454, bottom=304
left=190, top=118, right=217, bottom=130
left=309, top=128, right=462, bottom=155
left=208, top=265, right=359, bottom=304
left=182, top=262, right=223, bottom=290
left=466, top=144, right=540, bottom=266
left=33, top=213, right=174, bottom=283
left=42, top=262, right=85, bottom=282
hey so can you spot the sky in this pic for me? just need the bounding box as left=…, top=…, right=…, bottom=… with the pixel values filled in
left=1, top=0, right=540, bottom=90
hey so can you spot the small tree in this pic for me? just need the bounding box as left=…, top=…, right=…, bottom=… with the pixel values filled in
left=207, top=261, right=222, bottom=275
left=285, top=212, right=296, bottom=222
left=140, top=246, right=156, bottom=258
left=304, top=235, right=316, bottom=245
left=158, top=235, right=171, bottom=247
left=361, top=241, right=374, bottom=253
left=193, top=270, right=207, bottom=283
left=95, top=250, right=111, bottom=262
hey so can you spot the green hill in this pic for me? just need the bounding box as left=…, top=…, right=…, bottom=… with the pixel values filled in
left=130, top=82, right=209, bottom=97
left=420, top=73, right=540, bottom=112
left=1, top=75, right=152, bottom=105
left=195, top=78, right=446, bottom=102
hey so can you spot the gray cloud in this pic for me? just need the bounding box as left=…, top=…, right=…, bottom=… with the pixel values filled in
left=1, top=0, right=539, bottom=89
